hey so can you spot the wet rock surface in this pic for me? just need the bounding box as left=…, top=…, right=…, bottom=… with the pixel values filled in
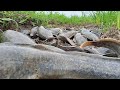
left=0, top=25, right=120, bottom=79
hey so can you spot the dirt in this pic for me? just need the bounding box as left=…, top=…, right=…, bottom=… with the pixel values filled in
left=46, top=24, right=94, bottom=30
left=19, top=25, right=33, bottom=30
left=101, top=27, right=120, bottom=40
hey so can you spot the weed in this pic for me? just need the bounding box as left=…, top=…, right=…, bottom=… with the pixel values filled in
left=0, top=11, right=119, bottom=32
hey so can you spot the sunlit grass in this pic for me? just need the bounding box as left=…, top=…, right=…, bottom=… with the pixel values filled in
left=0, top=11, right=119, bottom=32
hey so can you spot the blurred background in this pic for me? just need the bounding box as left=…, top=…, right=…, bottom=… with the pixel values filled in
left=36, top=11, right=95, bottom=17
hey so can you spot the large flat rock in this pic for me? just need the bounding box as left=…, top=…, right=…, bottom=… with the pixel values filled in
left=0, top=45, right=120, bottom=79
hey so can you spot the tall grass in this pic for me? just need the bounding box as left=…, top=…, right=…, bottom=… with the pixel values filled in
left=0, top=11, right=120, bottom=31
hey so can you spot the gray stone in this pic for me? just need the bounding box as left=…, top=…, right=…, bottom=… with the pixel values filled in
left=21, top=30, right=31, bottom=35
left=0, top=42, right=65, bottom=53
left=59, top=31, right=78, bottom=39
left=30, top=26, right=39, bottom=37
left=38, top=26, right=54, bottom=39
left=0, top=42, right=15, bottom=46
left=0, top=45, right=120, bottom=79
left=74, top=33, right=87, bottom=46
left=2, top=30, right=36, bottom=44
left=58, top=31, right=78, bottom=46
left=73, top=37, right=77, bottom=43
left=90, top=29, right=102, bottom=38
left=80, top=28, right=99, bottom=41
left=31, top=44, right=65, bottom=53
left=93, top=47, right=117, bottom=56
left=83, top=46, right=101, bottom=54
left=83, top=46, right=118, bottom=57
left=49, top=28, right=63, bottom=36
left=58, top=35, right=76, bottom=46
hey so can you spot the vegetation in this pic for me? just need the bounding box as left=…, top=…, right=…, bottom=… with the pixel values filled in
left=0, top=30, right=4, bottom=43
left=0, top=11, right=119, bottom=32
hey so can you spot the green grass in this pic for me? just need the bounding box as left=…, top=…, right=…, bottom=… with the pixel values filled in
left=0, top=30, right=4, bottom=43
left=0, top=11, right=120, bottom=32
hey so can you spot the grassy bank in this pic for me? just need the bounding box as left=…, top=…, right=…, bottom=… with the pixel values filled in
left=0, top=11, right=119, bottom=32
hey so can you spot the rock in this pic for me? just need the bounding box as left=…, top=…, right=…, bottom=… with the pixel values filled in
left=65, top=27, right=74, bottom=30
left=80, top=28, right=99, bottom=41
left=20, top=30, right=30, bottom=35
left=74, top=33, right=87, bottom=46
left=90, top=29, right=102, bottom=38
left=66, top=38, right=76, bottom=46
left=59, top=31, right=78, bottom=39
left=73, top=37, right=76, bottom=43
left=94, top=47, right=108, bottom=55
left=27, top=74, right=40, bottom=79
left=44, top=38, right=57, bottom=46
left=34, top=44, right=65, bottom=52
left=30, top=26, right=39, bottom=37
left=0, top=42, right=15, bottom=46
left=58, top=35, right=76, bottom=46
left=31, top=44, right=65, bottom=53
left=57, top=45, right=85, bottom=52
left=93, top=47, right=117, bottom=57
left=82, top=46, right=101, bottom=54
left=38, top=26, right=54, bottom=39
left=49, top=28, right=63, bottom=36
left=2, top=30, right=36, bottom=44
left=21, top=30, right=31, bottom=35
left=57, top=31, right=78, bottom=46
left=0, top=42, right=65, bottom=53
left=80, top=38, right=120, bottom=57
left=103, top=53, right=118, bottom=57
left=0, top=45, right=120, bottom=79
left=62, top=29, right=70, bottom=33
left=83, top=46, right=118, bottom=57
